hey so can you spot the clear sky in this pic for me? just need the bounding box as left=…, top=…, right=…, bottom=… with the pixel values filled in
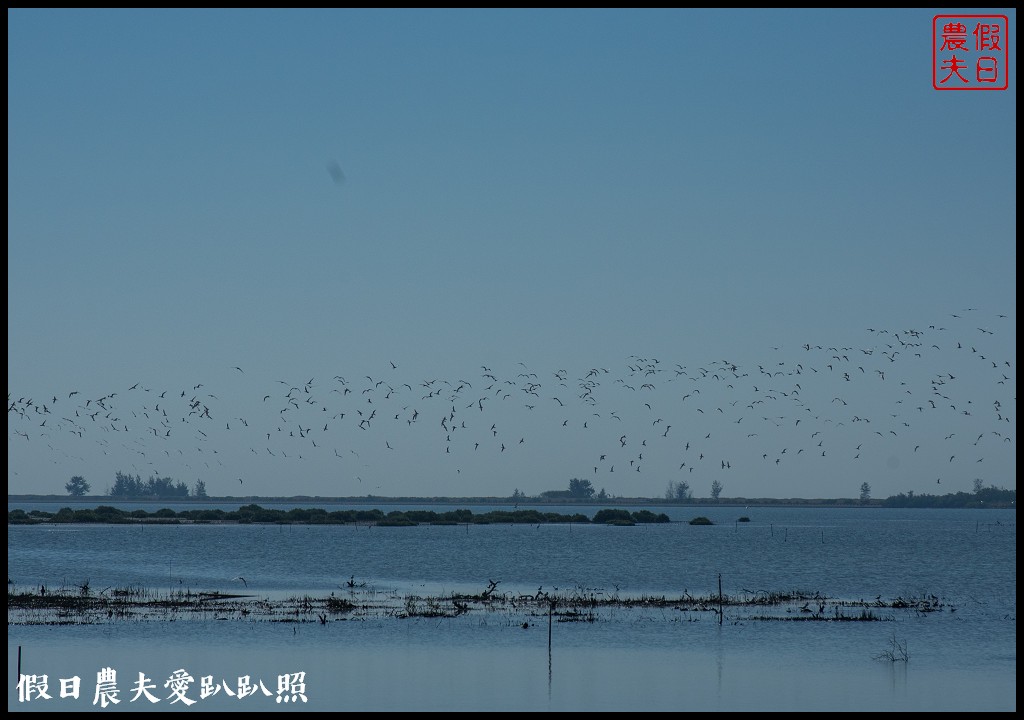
left=8, top=9, right=1016, bottom=500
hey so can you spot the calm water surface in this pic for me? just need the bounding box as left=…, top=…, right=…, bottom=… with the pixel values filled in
left=8, top=504, right=1016, bottom=711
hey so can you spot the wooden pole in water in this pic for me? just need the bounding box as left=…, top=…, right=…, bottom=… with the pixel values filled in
left=18, top=645, right=21, bottom=678
left=718, top=574, right=723, bottom=625
left=548, top=598, right=555, bottom=654
left=548, top=599, right=554, bottom=692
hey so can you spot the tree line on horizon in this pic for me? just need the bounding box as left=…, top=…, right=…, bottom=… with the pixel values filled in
left=65, top=472, right=207, bottom=500
left=57, top=472, right=1014, bottom=509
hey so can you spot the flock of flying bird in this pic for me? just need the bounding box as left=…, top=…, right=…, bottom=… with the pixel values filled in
left=8, top=309, right=1015, bottom=498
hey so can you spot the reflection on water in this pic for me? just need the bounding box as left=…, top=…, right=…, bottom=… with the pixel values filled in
left=8, top=619, right=1016, bottom=711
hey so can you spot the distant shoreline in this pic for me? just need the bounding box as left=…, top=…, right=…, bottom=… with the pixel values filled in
left=7, top=494, right=1015, bottom=509
left=9, top=494, right=883, bottom=508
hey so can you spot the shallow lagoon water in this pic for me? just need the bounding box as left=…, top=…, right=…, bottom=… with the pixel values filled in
left=9, top=613, right=1014, bottom=712
left=8, top=505, right=1016, bottom=711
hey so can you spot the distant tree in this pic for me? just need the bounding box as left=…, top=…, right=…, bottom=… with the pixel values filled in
left=860, top=482, right=872, bottom=503
left=146, top=475, right=177, bottom=497
left=194, top=479, right=208, bottom=498
left=666, top=480, right=691, bottom=502
left=973, top=478, right=984, bottom=494
left=109, top=471, right=189, bottom=498
left=110, top=471, right=144, bottom=498
left=596, top=488, right=608, bottom=501
left=568, top=478, right=595, bottom=499
left=66, top=475, right=90, bottom=497
left=710, top=479, right=723, bottom=501
left=145, top=476, right=189, bottom=498
left=881, top=486, right=1014, bottom=509
left=511, top=488, right=526, bottom=501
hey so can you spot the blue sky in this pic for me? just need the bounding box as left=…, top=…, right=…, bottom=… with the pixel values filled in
left=8, top=9, right=1016, bottom=500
